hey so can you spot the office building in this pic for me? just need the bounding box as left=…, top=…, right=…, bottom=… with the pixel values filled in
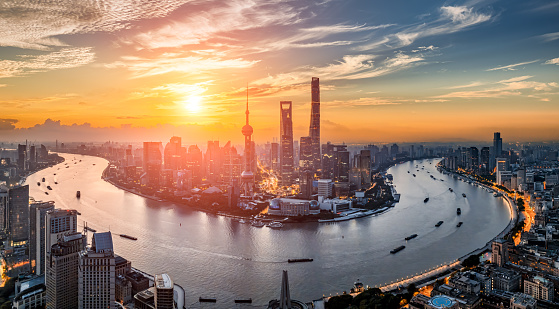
left=299, top=170, right=313, bottom=199
left=309, top=77, right=321, bottom=173
left=29, top=201, right=55, bottom=275
left=492, top=132, right=503, bottom=170
left=17, top=144, right=27, bottom=173
left=280, top=101, right=294, bottom=185
left=78, top=232, right=116, bottom=309
left=299, top=136, right=313, bottom=171
left=155, top=274, right=174, bottom=309
left=0, top=185, right=8, bottom=232
left=143, top=142, right=164, bottom=187
left=491, top=238, right=509, bottom=267
left=269, top=198, right=320, bottom=216
left=491, top=267, right=520, bottom=292
left=164, top=137, right=183, bottom=171
left=523, top=276, right=553, bottom=302
left=45, top=209, right=78, bottom=265
left=8, top=185, right=29, bottom=246
left=480, top=147, right=490, bottom=174
left=46, top=232, right=85, bottom=309
left=271, top=142, right=279, bottom=172
left=13, top=275, right=46, bottom=309
left=321, top=143, right=349, bottom=182
left=510, top=293, right=536, bottom=309
left=317, top=179, right=333, bottom=199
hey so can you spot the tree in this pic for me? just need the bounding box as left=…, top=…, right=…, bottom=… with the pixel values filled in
left=462, top=254, right=480, bottom=268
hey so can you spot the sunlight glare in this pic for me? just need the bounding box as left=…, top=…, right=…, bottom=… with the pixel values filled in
left=184, top=96, right=202, bottom=113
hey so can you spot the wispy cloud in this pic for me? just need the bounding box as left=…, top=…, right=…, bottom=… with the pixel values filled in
left=545, top=57, right=559, bottom=65
left=486, top=60, right=539, bottom=71
left=435, top=76, right=558, bottom=99
left=253, top=52, right=424, bottom=88
left=0, top=48, right=95, bottom=78
left=537, top=32, right=559, bottom=42
left=358, top=5, right=492, bottom=51
left=106, top=54, right=257, bottom=78
left=0, top=0, right=192, bottom=50
left=323, top=97, right=402, bottom=108
left=444, top=81, right=485, bottom=89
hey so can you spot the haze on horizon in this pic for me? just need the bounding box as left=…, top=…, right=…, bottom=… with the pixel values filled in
left=0, top=0, right=558, bottom=145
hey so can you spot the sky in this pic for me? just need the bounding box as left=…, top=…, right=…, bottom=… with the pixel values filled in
left=0, top=0, right=558, bottom=145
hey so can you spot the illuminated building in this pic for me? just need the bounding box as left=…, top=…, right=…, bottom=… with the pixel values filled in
left=317, top=179, right=333, bottom=200
left=309, top=77, right=321, bottom=174
left=78, top=232, right=116, bottom=309
left=492, top=239, right=509, bottom=267
left=164, top=136, right=183, bottom=171
left=480, top=147, right=490, bottom=174
left=280, top=101, right=294, bottom=186
left=46, top=232, right=85, bottom=309
left=0, top=185, right=8, bottom=233
left=523, top=276, right=553, bottom=302
left=299, top=136, right=313, bottom=172
left=321, top=142, right=349, bottom=182
left=143, top=142, right=163, bottom=187
left=29, top=201, right=55, bottom=275
left=8, top=185, right=29, bottom=246
left=241, top=89, right=255, bottom=196
left=17, top=144, right=27, bottom=173
left=268, top=198, right=320, bottom=216
left=491, top=132, right=503, bottom=170
left=271, top=142, right=279, bottom=172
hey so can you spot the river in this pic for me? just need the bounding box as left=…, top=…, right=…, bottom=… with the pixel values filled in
left=26, top=154, right=510, bottom=307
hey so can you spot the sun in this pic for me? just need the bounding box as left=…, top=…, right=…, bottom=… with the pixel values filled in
left=184, top=96, right=202, bottom=113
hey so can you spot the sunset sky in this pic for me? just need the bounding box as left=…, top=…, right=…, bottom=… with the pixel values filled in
left=1, top=0, right=558, bottom=144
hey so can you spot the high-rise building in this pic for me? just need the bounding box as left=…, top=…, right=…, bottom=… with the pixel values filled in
left=524, top=276, right=554, bottom=302
left=491, top=132, right=503, bottom=170
left=46, top=232, right=85, bottom=309
left=155, top=274, right=174, bottom=309
left=205, top=141, right=222, bottom=183
left=280, top=101, right=294, bottom=186
left=491, top=238, right=508, bottom=267
left=45, top=209, right=78, bottom=263
left=143, top=142, right=163, bottom=187
left=299, top=136, right=313, bottom=171
left=79, top=232, right=116, bottom=309
left=271, top=142, right=279, bottom=172
left=241, top=89, right=255, bottom=197
left=468, top=147, right=479, bottom=171
left=30, top=201, right=55, bottom=275
left=8, top=185, right=29, bottom=246
left=309, top=77, right=321, bottom=174
left=17, top=144, right=27, bottom=173
left=0, top=185, right=8, bottom=233
left=480, top=147, right=490, bottom=174
left=164, top=136, right=183, bottom=170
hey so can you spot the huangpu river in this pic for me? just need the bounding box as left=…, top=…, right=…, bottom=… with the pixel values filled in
left=27, top=154, right=510, bottom=307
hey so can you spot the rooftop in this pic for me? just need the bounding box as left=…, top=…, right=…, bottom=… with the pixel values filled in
left=155, top=273, right=173, bottom=289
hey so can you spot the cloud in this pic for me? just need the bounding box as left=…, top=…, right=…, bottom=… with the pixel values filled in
left=253, top=52, right=424, bottom=88
left=537, top=32, right=559, bottom=42
left=545, top=57, right=559, bottom=65
left=0, top=119, right=18, bottom=130
left=0, top=84, right=7, bottom=88
left=444, top=81, right=485, bottom=89
left=0, top=0, right=192, bottom=50
left=323, top=97, right=402, bottom=108
left=486, top=60, right=539, bottom=71
left=435, top=76, right=558, bottom=99
left=0, top=48, right=95, bottom=78
left=358, top=5, right=492, bottom=51
left=106, top=54, right=257, bottom=78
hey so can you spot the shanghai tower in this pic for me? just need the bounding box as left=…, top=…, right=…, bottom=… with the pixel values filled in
left=309, top=77, right=321, bottom=173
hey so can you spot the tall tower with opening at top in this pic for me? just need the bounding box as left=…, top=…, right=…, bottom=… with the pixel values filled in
left=241, top=86, right=255, bottom=197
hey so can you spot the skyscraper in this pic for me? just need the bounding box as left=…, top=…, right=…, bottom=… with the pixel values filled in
left=30, top=201, right=55, bottom=275
left=280, top=101, right=294, bottom=186
left=8, top=185, right=29, bottom=246
left=163, top=136, right=183, bottom=170
left=79, top=232, right=116, bottom=309
left=491, top=132, right=503, bottom=171
left=46, top=232, right=86, bottom=309
left=143, top=142, right=164, bottom=187
left=17, top=144, right=27, bottom=173
left=45, top=209, right=78, bottom=261
left=241, top=88, right=255, bottom=197
left=309, top=77, right=321, bottom=174
left=299, top=136, right=313, bottom=171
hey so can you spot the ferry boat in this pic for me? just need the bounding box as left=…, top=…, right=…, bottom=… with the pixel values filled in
left=493, top=192, right=502, bottom=197
left=238, top=218, right=247, bottom=224
left=46, top=186, right=52, bottom=190
left=76, top=191, right=81, bottom=198
left=37, top=182, right=40, bottom=186
left=405, top=234, right=418, bottom=241
left=267, top=221, right=283, bottom=229
left=42, top=177, right=45, bottom=182
left=120, top=234, right=137, bottom=240
left=424, top=197, right=429, bottom=203
left=251, top=220, right=265, bottom=227
left=456, top=222, right=463, bottom=227
left=390, top=245, right=406, bottom=254
left=45, top=192, right=49, bottom=195
left=413, top=174, right=416, bottom=177
left=462, top=193, right=466, bottom=197
left=288, top=258, right=313, bottom=263
left=457, top=208, right=461, bottom=215
left=449, top=188, right=453, bottom=192
left=54, top=182, right=58, bottom=184
left=435, top=221, right=444, bottom=227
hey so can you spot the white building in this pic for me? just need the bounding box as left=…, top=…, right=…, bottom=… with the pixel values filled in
left=317, top=179, right=333, bottom=199
left=79, top=232, right=116, bottom=309
left=268, top=198, right=320, bottom=216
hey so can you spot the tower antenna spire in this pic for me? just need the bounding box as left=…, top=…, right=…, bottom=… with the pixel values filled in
left=246, top=83, right=249, bottom=125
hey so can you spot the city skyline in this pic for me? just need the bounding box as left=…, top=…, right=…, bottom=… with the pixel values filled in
left=1, top=0, right=559, bottom=143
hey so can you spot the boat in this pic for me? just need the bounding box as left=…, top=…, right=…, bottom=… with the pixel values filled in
left=435, top=221, right=444, bottom=227
left=449, top=188, right=453, bottom=192
left=54, top=182, right=58, bottom=184
left=234, top=299, right=252, bottom=304
left=267, top=221, right=283, bottom=229
left=390, top=245, right=406, bottom=254
left=199, top=297, right=217, bottom=303
left=457, top=208, right=461, bottom=215
left=46, top=186, right=52, bottom=190
left=413, top=174, right=416, bottom=177
left=408, top=171, right=410, bottom=173
left=66, top=166, right=69, bottom=168
left=238, top=218, right=247, bottom=224
left=45, top=192, right=49, bottom=195
left=251, top=220, right=265, bottom=227
left=424, top=197, right=429, bottom=203
left=42, top=177, right=45, bottom=182
left=457, top=222, right=463, bottom=227
left=53, top=173, right=56, bottom=175
left=76, top=191, right=81, bottom=198
left=405, top=234, right=418, bottom=241
left=494, top=192, right=502, bottom=197
left=37, top=182, right=40, bottom=186
left=120, top=234, right=137, bottom=240
left=462, top=193, right=466, bottom=197
left=288, top=258, right=313, bottom=263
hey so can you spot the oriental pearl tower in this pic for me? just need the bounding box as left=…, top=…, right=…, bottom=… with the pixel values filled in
left=241, top=86, right=254, bottom=197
